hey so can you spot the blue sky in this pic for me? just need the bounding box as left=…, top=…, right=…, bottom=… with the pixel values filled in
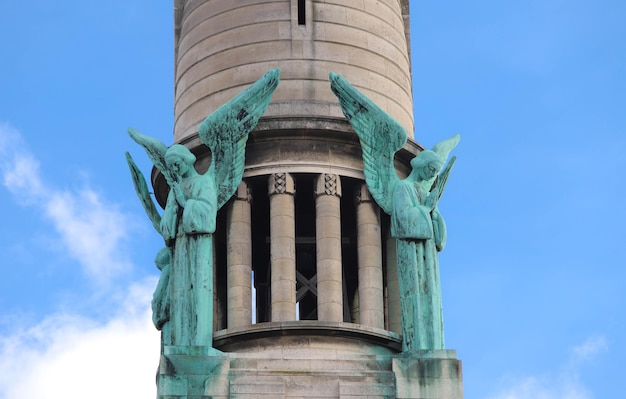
left=1, top=1, right=624, bottom=398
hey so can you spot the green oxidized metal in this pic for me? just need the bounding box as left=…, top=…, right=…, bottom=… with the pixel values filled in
left=330, top=72, right=460, bottom=352
left=126, top=69, right=280, bottom=350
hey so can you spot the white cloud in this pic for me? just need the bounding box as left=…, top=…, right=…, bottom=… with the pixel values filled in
left=2, top=152, right=44, bottom=200
left=570, top=336, right=608, bottom=363
left=0, top=123, right=162, bottom=398
left=46, top=189, right=131, bottom=281
left=0, top=124, right=132, bottom=283
left=488, top=335, right=607, bottom=399
left=0, top=278, right=160, bottom=399
left=488, top=375, right=591, bottom=399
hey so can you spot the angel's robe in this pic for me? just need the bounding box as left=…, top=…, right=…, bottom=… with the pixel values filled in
left=391, top=179, right=446, bottom=350
left=151, top=247, right=171, bottom=331
left=160, top=172, right=217, bottom=347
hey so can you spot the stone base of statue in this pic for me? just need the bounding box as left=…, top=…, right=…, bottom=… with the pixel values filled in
left=393, top=350, right=463, bottom=399
left=156, top=322, right=463, bottom=399
left=157, top=346, right=229, bottom=398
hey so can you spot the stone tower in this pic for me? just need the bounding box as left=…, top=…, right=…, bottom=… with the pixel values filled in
left=153, top=1, right=463, bottom=397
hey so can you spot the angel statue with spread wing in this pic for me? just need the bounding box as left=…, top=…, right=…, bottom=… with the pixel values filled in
left=330, top=72, right=459, bottom=352
left=125, top=69, right=280, bottom=350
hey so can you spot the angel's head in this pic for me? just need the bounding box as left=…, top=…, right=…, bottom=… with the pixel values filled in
left=165, top=144, right=196, bottom=177
left=411, top=150, right=443, bottom=181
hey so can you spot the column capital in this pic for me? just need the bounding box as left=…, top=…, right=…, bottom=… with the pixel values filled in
left=355, top=183, right=374, bottom=204
left=233, top=180, right=252, bottom=203
left=268, top=172, right=295, bottom=196
left=315, top=173, right=342, bottom=197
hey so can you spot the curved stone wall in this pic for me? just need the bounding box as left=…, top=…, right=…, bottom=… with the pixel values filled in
left=173, top=0, right=413, bottom=142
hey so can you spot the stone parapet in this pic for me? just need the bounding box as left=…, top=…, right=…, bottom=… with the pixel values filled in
left=157, top=339, right=463, bottom=398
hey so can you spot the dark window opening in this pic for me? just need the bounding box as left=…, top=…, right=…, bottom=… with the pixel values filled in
left=380, top=211, right=391, bottom=330
left=298, top=0, right=306, bottom=25
left=341, top=178, right=359, bottom=323
left=250, top=177, right=271, bottom=324
left=295, top=174, right=317, bottom=320
left=215, top=206, right=228, bottom=330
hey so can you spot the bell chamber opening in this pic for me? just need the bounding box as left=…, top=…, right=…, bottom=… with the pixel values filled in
left=212, top=172, right=400, bottom=345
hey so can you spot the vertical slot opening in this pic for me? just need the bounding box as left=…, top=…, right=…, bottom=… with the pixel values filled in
left=298, top=0, right=306, bottom=25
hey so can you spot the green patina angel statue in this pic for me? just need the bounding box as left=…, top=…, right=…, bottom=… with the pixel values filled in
left=125, top=69, right=280, bottom=349
left=330, top=72, right=459, bottom=352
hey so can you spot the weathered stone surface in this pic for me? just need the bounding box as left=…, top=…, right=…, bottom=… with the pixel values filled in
left=154, top=343, right=463, bottom=398
left=174, top=0, right=414, bottom=142
left=393, top=351, right=463, bottom=399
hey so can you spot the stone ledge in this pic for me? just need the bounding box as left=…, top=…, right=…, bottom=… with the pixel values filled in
left=214, top=320, right=402, bottom=353
left=152, top=120, right=424, bottom=207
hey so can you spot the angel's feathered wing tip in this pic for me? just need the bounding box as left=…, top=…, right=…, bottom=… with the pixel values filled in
left=329, top=71, right=345, bottom=81
left=199, top=68, right=281, bottom=135
left=127, top=127, right=144, bottom=146
left=127, top=127, right=138, bottom=139
left=264, top=68, right=281, bottom=84
left=127, top=127, right=150, bottom=145
left=328, top=72, right=350, bottom=95
left=431, top=134, right=461, bottom=161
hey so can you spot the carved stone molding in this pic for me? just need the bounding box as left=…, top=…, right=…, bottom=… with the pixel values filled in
left=268, top=172, right=295, bottom=196
left=315, top=173, right=342, bottom=197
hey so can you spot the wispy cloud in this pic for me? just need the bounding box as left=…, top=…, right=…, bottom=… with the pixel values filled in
left=45, top=189, right=130, bottom=281
left=488, top=375, right=591, bottom=399
left=570, top=335, right=608, bottom=364
left=0, top=278, right=160, bottom=399
left=0, top=123, right=132, bottom=283
left=488, top=335, right=607, bottom=399
left=0, top=123, right=160, bottom=397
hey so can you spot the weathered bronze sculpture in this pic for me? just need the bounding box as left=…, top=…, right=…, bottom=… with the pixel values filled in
left=126, top=69, right=280, bottom=350
left=330, top=72, right=459, bottom=351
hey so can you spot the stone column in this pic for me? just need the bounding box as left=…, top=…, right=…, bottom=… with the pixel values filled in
left=356, top=184, right=384, bottom=329
left=268, top=173, right=296, bottom=321
left=315, top=173, right=343, bottom=322
left=226, top=181, right=252, bottom=329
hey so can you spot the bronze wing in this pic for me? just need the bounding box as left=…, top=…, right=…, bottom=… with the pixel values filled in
left=198, top=69, right=280, bottom=210
left=127, top=127, right=177, bottom=187
left=125, top=151, right=162, bottom=235
left=329, top=72, right=406, bottom=214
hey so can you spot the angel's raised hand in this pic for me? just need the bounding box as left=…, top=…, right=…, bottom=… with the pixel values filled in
left=172, top=183, right=187, bottom=207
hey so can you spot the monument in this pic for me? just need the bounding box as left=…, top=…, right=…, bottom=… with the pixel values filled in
left=128, top=1, right=463, bottom=397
